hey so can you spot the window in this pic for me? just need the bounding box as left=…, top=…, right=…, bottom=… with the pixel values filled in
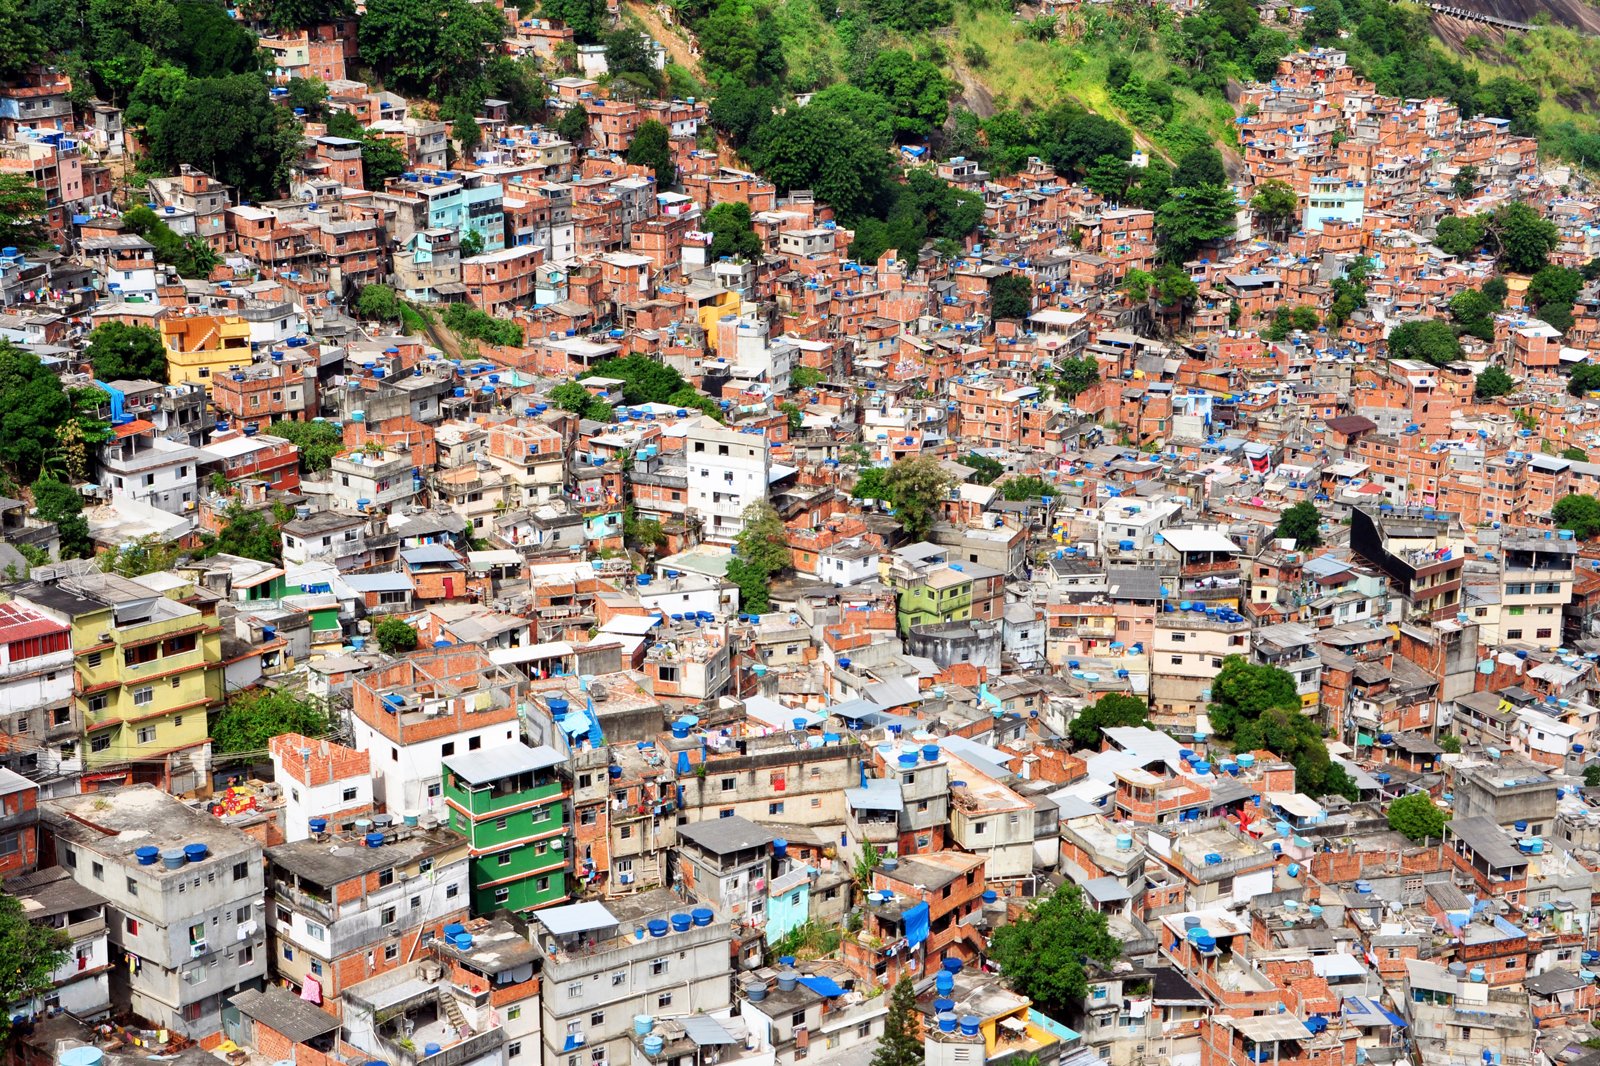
left=612, top=971, right=627, bottom=987
left=442, top=742, right=456, bottom=757
left=88, top=694, right=107, bottom=714
left=446, top=884, right=460, bottom=898
left=378, top=869, right=394, bottom=887
left=591, top=1012, right=605, bottom=1026
left=311, top=960, right=324, bottom=975
left=792, top=1011, right=807, bottom=1027
left=469, top=736, right=482, bottom=750
left=568, top=982, right=584, bottom=1000
left=233, top=861, right=249, bottom=881
left=133, top=687, right=154, bottom=706
left=343, top=787, right=359, bottom=802
left=381, top=906, right=396, bottom=924
left=126, top=916, right=138, bottom=935
left=91, top=862, right=103, bottom=880
left=651, top=960, right=669, bottom=976
left=305, top=922, right=325, bottom=941
left=658, top=993, right=673, bottom=1008
left=91, top=734, right=110, bottom=752
left=386, top=943, right=399, bottom=961
left=536, top=876, right=550, bottom=891
left=494, top=887, right=510, bottom=903
left=769, top=801, right=784, bottom=815
left=509, top=1044, right=522, bottom=1060
left=499, top=853, right=513, bottom=866
left=508, top=1007, right=522, bottom=1021
left=136, top=726, right=157, bottom=744
left=720, top=777, right=736, bottom=792
left=236, top=905, right=250, bottom=923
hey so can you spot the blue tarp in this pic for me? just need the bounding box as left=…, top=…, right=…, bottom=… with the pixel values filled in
left=799, top=976, right=845, bottom=998
left=1379, top=1006, right=1407, bottom=1029
left=905, top=900, right=930, bottom=948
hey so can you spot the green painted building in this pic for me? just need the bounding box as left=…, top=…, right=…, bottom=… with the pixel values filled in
left=442, top=743, right=572, bottom=915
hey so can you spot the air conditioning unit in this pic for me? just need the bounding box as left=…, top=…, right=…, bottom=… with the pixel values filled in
left=190, top=941, right=209, bottom=958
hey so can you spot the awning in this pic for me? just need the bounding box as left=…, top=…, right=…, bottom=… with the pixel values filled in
left=682, top=1015, right=738, bottom=1045
left=798, top=976, right=845, bottom=998
left=1356, top=733, right=1374, bottom=747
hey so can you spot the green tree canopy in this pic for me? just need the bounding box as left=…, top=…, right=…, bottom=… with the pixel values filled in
left=1527, top=265, right=1583, bottom=334
left=708, top=85, right=777, bottom=147
left=854, top=50, right=949, bottom=140
left=1553, top=494, right=1600, bottom=539
left=627, top=119, right=676, bottom=187
left=958, top=452, right=1004, bottom=485
left=1387, top=320, right=1462, bottom=366
left=726, top=501, right=789, bottom=613
left=1387, top=791, right=1446, bottom=841
left=1068, top=693, right=1151, bottom=750
left=1208, top=656, right=1299, bottom=738
left=1569, top=363, right=1600, bottom=397
left=1493, top=202, right=1559, bottom=274
left=883, top=455, right=952, bottom=541
left=85, top=321, right=167, bottom=381
left=556, top=103, right=589, bottom=145
left=1433, top=214, right=1486, bottom=260
left=269, top=419, right=345, bottom=473
left=197, top=503, right=284, bottom=562
left=549, top=381, right=613, bottom=421
left=988, top=883, right=1121, bottom=1016
left=250, top=0, right=354, bottom=30
left=745, top=105, right=890, bottom=218
left=356, top=284, right=402, bottom=322
left=375, top=616, right=419, bottom=653
left=0, top=892, right=71, bottom=1043
left=145, top=73, right=301, bottom=200
left=991, top=273, right=1033, bottom=320
left=1273, top=501, right=1322, bottom=548
left=0, top=174, right=47, bottom=251
left=212, top=688, right=334, bottom=755
left=1450, top=287, right=1497, bottom=341
left=1156, top=183, right=1238, bottom=261
left=360, top=0, right=506, bottom=94
left=806, top=84, right=897, bottom=149
left=1000, top=475, right=1054, bottom=501
left=1173, top=146, right=1227, bottom=189
left=1474, top=366, right=1515, bottom=399
left=583, top=354, right=693, bottom=406
left=870, top=975, right=922, bottom=1066
left=1250, top=178, right=1298, bottom=239
left=705, top=201, right=763, bottom=262
left=33, top=477, right=92, bottom=558
left=0, top=344, right=72, bottom=484
left=542, top=0, right=606, bottom=41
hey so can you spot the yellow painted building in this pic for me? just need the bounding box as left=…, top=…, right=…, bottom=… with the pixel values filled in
left=160, top=313, right=252, bottom=389
left=8, top=572, right=221, bottom=793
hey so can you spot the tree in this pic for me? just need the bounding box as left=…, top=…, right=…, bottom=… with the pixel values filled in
left=99, top=534, right=179, bottom=576
left=1250, top=178, right=1298, bottom=241
left=1173, top=146, right=1227, bottom=189
left=1433, top=214, right=1486, bottom=260
left=791, top=366, right=826, bottom=390
left=0, top=174, right=47, bottom=251
left=1438, top=733, right=1462, bottom=754
left=1493, top=202, right=1559, bottom=275
left=584, top=354, right=693, bottom=406
left=360, top=0, right=507, bottom=94
left=1527, top=265, right=1583, bottom=334
left=145, top=73, right=301, bottom=200
left=1587, top=764, right=1600, bottom=789
left=1553, top=494, right=1600, bottom=539
left=360, top=132, right=407, bottom=190
left=198, top=504, right=285, bottom=562
left=959, top=453, right=1004, bottom=485
left=855, top=50, right=949, bottom=140
left=212, top=688, right=333, bottom=755
left=883, top=456, right=952, bottom=541
left=991, top=274, right=1033, bottom=320
left=556, top=103, right=589, bottom=145
left=0, top=0, right=46, bottom=82
left=988, top=883, right=1120, bottom=1016
left=871, top=975, right=922, bottom=1066
left=1450, top=287, right=1497, bottom=341
left=627, top=119, right=676, bottom=186
left=694, top=0, right=784, bottom=88
left=1085, top=155, right=1130, bottom=200
left=1570, top=363, right=1600, bottom=397
left=541, top=0, right=607, bottom=43
left=807, top=84, right=897, bottom=149
left=550, top=381, right=612, bottom=421
left=708, top=85, right=777, bottom=148
left=1264, top=305, right=1320, bottom=341
left=1564, top=447, right=1589, bottom=461
left=1387, top=320, right=1461, bottom=366
left=375, top=616, right=419, bottom=654
left=745, top=105, right=889, bottom=218
left=251, top=0, right=354, bottom=30
left=727, top=501, right=789, bottom=612
left=85, top=321, right=167, bottom=381
left=1156, top=184, right=1238, bottom=262
left=269, top=419, right=344, bottom=473
left=33, top=477, right=91, bottom=559
left=0, top=344, right=72, bottom=484
left=0, top=892, right=71, bottom=1043
left=1474, top=366, right=1515, bottom=399
left=286, top=75, right=328, bottom=119
left=1387, top=791, right=1446, bottom=841
left=1208, top=656, right=1298, bottom=739
left=1000, top=475, right=1054, bottom=502
left=1273, top=501, right=1321, bottom=548
left=852, top=467, right=890, bottom=500
left=357, top=283, right=403, bottom=322
left=1452, top=164, right=1479, bottom=199
left=1068, top=693, right=1150, bottom=750
left=604, top=29, right=659, bottom=83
